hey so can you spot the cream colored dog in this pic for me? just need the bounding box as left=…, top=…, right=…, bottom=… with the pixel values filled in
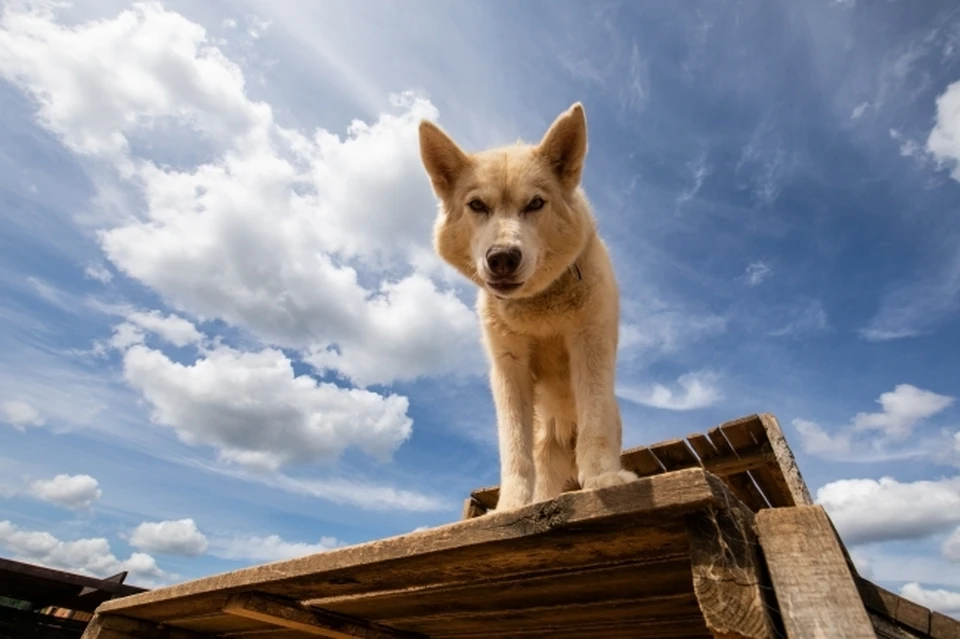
left=418, top=103, right=638, bottom=513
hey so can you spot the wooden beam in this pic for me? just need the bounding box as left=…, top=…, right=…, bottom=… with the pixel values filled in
left=80, top=613, right=206, bottom=639
left=751, top=414, right=814, bottom=506
left=223, top=592, right=426, bottom=639
left=756, top=505, right=875, bottom=638
left=685, top=504, right=777, bottom=639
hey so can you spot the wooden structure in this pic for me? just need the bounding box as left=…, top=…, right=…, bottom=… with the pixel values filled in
left=0, top=557, right=145, bottom=638
left=78, top=414, right=959, bottom=639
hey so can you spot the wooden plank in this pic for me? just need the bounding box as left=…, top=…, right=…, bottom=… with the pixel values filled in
left=648, top=438, right=700, bottom=471
left=685, top=506, right=776, bottom=639
left=81, top=613, right=208, bottom=638
left=429, top=614, right=713, bottom=638
left=460, top=497, right=483, bottom=519
left=223, top=592, right=425, bottom=639
left=869, top=611, right=929, bottom=638
left=467, top=485, right=499, bottom=512
left=932, top=611, right=960, bottom=638
left=383, top=594, right=705, bottom=635
left=465, top=414, right=798, bottom=519
left=98, top=469, right=726, bottom=617
left=721, top=416, right=790, bottom=509
left=706, top=426, right=770, bottom=511
left=752, top=414, right=814, bottom=506
left=622, top=445, right=665, bottom=477
left=756, top=505, right=875, bottom=638
left=314, top=556, right=694, bottom=621
left=858, top=579, right=935, bottom=636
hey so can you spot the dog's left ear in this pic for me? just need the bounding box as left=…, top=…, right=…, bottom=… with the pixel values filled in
left=537, top=102, right=588, bottom=190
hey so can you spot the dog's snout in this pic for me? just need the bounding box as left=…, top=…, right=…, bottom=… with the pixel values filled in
left=485, top=246, right=522, bottom=278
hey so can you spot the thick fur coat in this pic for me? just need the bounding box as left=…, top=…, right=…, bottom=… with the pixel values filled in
left=418, top=103, right=638, bottom=512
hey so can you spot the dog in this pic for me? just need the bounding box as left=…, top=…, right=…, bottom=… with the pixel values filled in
left=418, top=102, right=638, bottom=513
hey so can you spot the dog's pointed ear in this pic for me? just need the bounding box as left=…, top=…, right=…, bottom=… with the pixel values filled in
left=419, top=120, right=470, bottom=200
left=537, top=102, right=588, bottom=189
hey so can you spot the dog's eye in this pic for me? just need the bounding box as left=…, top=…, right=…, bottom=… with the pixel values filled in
left=524, top=196, right=545, bottom=212
left=467, top=198, right=488, bottom=213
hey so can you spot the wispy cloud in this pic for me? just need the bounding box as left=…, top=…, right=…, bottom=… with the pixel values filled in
left=617, top=371, right=723, bottom=412
left=742, top=261, right=773, bottom=286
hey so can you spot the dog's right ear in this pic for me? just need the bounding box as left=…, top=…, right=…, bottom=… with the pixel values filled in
left=419, top=120, right=469, bottom=200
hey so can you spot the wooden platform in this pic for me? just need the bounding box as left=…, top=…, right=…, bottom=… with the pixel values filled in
left=79, top=414, right=960, bottom=639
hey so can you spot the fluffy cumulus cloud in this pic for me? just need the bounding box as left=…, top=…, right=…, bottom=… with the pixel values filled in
left=852, top=384, right=954, bottom=439
left=617, top=371, right=722, bottom=411
left=794, top=383, right=954, bottom=458
left=899, top=583, right=960, bottom=616
left=28, top=474, right=102, bottom=510
left=129, top=519, right=208, bottom=557
left=816, top=476, right=960, bottom=544
left=0, top=1, right=483, bottom=394
left=0, top=400, right=45, bottom=429
left=927, top=80, right=960, bottom=181
left=0, top=520, right=167, bottom=585
left=120, top=342, right=414, bottom=472
left=207, top=533, right=342, bottom=563
left=124, top=311, right=203, bottom=348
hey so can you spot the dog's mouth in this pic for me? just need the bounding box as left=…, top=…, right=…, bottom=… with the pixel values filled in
left=486, top=280, right=523, bottom=297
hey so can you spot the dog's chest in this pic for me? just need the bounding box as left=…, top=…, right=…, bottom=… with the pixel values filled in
left=495, top=279, right=588, bottom=337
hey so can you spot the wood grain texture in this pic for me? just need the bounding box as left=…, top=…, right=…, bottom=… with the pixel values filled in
left=465, top=413, right=815, bottom=518
left=98, top=469, right=722, bottom=617
left=753, top=414, right=814, bottom=506
left=81, top=613, right=209, bottom=638
left=686, top=506, right=776, bottom=639
left=756, top=505, right=875, bottom=638
left=223, top=592, right=425, bottom=638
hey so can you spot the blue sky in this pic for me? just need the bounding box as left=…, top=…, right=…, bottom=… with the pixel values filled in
left=1, top=0, right=959, bottom=617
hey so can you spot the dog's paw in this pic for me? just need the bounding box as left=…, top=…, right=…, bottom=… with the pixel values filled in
left=581, top=470, right=639, bottom=491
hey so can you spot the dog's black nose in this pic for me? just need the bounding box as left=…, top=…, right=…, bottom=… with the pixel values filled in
left=486, top=247, right=522, bottom=278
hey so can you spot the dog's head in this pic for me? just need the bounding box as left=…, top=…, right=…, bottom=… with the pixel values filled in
left=418, top=103, right=594, bottom=300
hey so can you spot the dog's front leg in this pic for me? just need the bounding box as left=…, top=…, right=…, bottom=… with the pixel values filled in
left=568, top=326, right=638, bottom=491
left=487, top=339, right=536, bottom=512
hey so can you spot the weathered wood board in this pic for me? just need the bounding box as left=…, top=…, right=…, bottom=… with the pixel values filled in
left=464, top=413, right=814, bottom=518
left=81, top=469, right=773, bottom=639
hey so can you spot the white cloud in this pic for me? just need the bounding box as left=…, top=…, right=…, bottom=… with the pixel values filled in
left=0, top=1, right=483, bottom=390
left=124, top=310, right=203, bottom=348
left=0, top=1, right=271, bottom=161
left=816, top=476, right=960, bottom=544
left=792, top=418, right=851, bottom=456
left=208, top=532, right=341, bottom=563
left=192, top=458, right=448, bottom=512
left=617, top=371, right=722, bottom=411
left=852, top=384, right=954, bottom=439
left=0, top=520, right=167, bottom=586
left=120, top=342, right=413, bottom=472
left=28, top=474, right=102, bottom=510
left=83, top=263, right=113, bottom=283
left=743, top=261, right=772, bottom=286
left=0, top=400, right=45, bottom=429
left=267, top=473, right=447, bottom=512
left=944, top=526, right=960, bottom=562
left=129, top=518, right=208, bottom=557
left=900, top=582, right=960, bottom=616
left=850, top=101, right=870, bottom=119
left=927, top=80, right=960, bottom=181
